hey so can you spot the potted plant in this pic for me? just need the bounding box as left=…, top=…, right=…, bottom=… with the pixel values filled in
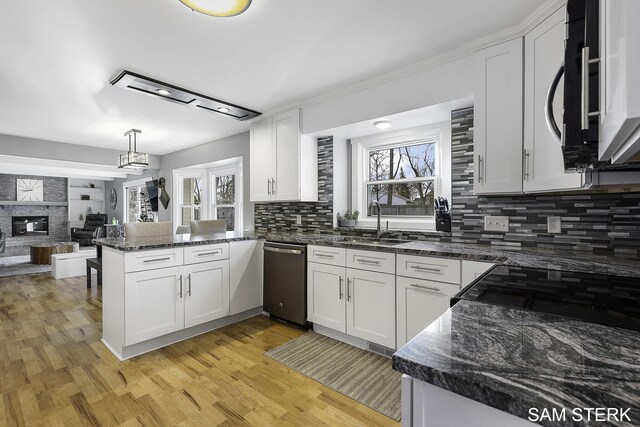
left=337, top=210, right=359, bottom=227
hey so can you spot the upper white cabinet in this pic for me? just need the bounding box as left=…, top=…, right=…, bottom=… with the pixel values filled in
left=473, top=38, right=524, bottom=194
left=249, top=108, right=318, bottom=202
left=523, top=7, right=582, bottom=192
left=599, top=0, right=640, bottom=164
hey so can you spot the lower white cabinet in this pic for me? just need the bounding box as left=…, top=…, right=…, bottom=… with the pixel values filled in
left=125, top=261, right=230, bottom=346
left=308, top=262, right=346, bottom=331
left=307, top=254, right=396, bottom=349
left=125, top=265, right=185, bottom=346
left=461, top=260, right=494, bottom=285
left=396, top=277, right=460, bottom=348
left=229, top=240, right=263, bottom=315
left=347, top=268, right=396, bottom=348
left=185, top=260, right=230, bottom=328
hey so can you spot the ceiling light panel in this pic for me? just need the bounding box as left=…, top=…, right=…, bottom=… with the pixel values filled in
left=110, top=70, right=261, bottom=121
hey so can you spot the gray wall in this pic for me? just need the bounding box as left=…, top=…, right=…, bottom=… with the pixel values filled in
left=0, top=133, right=161, bottom=168
left=157, top=132, right=254, bottom=229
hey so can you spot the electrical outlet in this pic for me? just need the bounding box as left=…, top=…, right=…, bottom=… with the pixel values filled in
left=484, top=216, right=509, bottom=232
left=295, top=214, right=302, bottom=225
left=547, top=216, right=562, bottom=234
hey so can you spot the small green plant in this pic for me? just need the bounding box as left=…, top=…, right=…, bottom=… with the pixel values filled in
left=337, top=210, right=359, bottom=221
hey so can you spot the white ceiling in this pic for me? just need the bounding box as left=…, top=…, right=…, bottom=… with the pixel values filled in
left=0, top=0, right=541, bottom=155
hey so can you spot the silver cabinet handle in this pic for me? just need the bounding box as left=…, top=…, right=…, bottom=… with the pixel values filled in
left=264, top=246, right=302, bottom=255
left=477, top=154, right=483, bottom=183
left=188, top=273, right=192, bottom=296
left=347, top=278, right=351, bottom=302
left=267, top=179, right=271, bottom=195
left=197, top=251, right=220, bottom=256
left=178, top=274, right=183, bottom=298
left=143, top=257, right=171, bottom=263
left=338, top=276, right=343, bottom=300
left=272, top=179, right=277, bottom=195
left=523, top=149, right=530, bottom=180
left=412, top=265, right=441, bottom=273
left=410, top=283, right=441, bottom=293
left=357, top=258, right=380, bottom=265
left=315, top=253, right=335, bottom=259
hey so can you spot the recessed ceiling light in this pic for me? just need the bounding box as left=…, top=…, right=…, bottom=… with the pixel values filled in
left=217, top=107, right=231, bottom=113
left=373, top=120, right=391, bottom=129
left=156, top=89, right=172, bottom=96
left=179, top=0, right=252, bottom=17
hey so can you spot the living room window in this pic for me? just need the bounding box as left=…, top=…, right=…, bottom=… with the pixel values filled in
left=210, top=171, right=239, bottom=231
left=351, top=123, right=451, bottom=231
left=178, top=174, right=204, bottom=226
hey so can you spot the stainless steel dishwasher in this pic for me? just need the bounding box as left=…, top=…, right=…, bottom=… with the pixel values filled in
left=263, top=241, right=307, bottom=326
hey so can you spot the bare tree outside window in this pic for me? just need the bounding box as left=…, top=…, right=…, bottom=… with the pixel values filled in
left=366, top=142, right=436, bottom=217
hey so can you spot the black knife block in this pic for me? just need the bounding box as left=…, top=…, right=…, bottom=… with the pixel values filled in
left=436, top=212, right=452, bottom=232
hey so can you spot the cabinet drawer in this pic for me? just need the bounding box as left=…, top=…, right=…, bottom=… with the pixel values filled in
left=346, top=249, right=395, bottom=274
left=308, top=245, right=346, bottom=266
left=397, top=254, right=461, bottom=285
left=124, top=248, right=183, bottom=273
left=184, top=243, right=229, bottom=265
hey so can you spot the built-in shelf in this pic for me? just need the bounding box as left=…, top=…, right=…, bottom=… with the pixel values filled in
left=0, top=201, right=69, bottom=207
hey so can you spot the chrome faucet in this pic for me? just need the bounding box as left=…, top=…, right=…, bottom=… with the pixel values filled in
left=372, top=200, right=382, bottom=239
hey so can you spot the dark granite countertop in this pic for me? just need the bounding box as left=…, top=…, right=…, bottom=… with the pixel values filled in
left=392, top=300, right=640, bottom=427
left=96, top=231, right=640, bottom=277
left=94, top=231, right=259, bottom=251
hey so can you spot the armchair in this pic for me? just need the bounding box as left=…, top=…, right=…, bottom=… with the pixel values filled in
left=71, top=214, right=108, bottom=246
left=0, top=227, right=5, bottom=254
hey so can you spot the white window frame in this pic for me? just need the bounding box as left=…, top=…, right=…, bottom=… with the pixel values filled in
left=208, top=161, right=243, bottom=232
left=174, top=171, right=206, bottom=228
left=351, top=122, right=451, bottom=231
left=122, top=177, right=151, bottom=224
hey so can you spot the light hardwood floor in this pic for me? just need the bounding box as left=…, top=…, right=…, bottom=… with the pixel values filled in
left=0, top=273, right=401, bottom=426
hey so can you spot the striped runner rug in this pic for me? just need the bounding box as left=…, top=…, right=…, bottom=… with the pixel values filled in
left=265, top=332, right=401, bottom=420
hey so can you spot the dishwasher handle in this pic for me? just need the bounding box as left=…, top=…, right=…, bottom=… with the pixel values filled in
left=264, top=246, right=303, bottom=255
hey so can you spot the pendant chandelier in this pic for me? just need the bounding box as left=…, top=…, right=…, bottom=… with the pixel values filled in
left=118, top=129, right=149, bottom=170
left=178, top=0, right=252, bottom=17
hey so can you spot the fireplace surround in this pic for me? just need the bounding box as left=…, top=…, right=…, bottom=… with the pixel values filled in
left=12, top=216, right=49, bottom=237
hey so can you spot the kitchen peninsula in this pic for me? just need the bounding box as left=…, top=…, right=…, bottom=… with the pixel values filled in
left=95, top=232, right=263, bottom=360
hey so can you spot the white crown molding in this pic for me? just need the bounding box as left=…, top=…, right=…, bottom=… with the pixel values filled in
left=0, top=155, right=144, bottom=180
left=463, top=0, right=566, bottom=51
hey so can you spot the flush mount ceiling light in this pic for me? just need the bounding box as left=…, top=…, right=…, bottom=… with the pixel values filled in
left=178, top=0, right=252, bottom=17
left=110, top=70, right=261, bottom=121
left=373, top=120, right=392, bottom=129
left=118, top=129, right=149, bottom=170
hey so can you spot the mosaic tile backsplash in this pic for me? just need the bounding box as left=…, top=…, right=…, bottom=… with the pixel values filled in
left=449, top=107, right=640, bottom=255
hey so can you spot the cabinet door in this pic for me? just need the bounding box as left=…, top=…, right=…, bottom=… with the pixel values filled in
left=461, top=261, right=494, bottom=286
left=229, top=240, right=263, bottom=315
left=473, top=38, right=524, bottom=194
left=396, top=277, right=459, bottom=348
left=523, top=7, right=582, bottom=192
left=599, top=0, right=640, bottom=163
left=250, top=117, right=274, bottom=202
left=346, top=268, right=395, bottom=348
left=124, top=266, right=185, bottom=346
left=273, top=109, right=301, bottom=201
left=185, top=260, right=230, bottom=328
left=307, top=262, right=346, bottom=332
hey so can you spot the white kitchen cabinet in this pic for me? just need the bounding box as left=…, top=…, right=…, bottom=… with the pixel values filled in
left=473, top=37, right=524, bottom=194
left=599, top=0, right=640, bottom=164
left=396, top=276, right=460, bottom=348
left=249, top=117, right=274, bottom=202
left=124, top=266, right=185, bottom=346
left=523, top=7, right=582, bottom=192
left=185, top=260, right=229, bottom=328
left=229, top=240, right=263, bottom=315
left=461, top=260, right=494, bottom=285
left=346, top=268, right=396, bottom=349
left=249, top=108, right=318, bottom=202
left=307, top=262, right=346, bottom=331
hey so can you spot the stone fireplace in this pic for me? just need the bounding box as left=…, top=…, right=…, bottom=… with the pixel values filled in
left=12, top=216, right=49, bottom=237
